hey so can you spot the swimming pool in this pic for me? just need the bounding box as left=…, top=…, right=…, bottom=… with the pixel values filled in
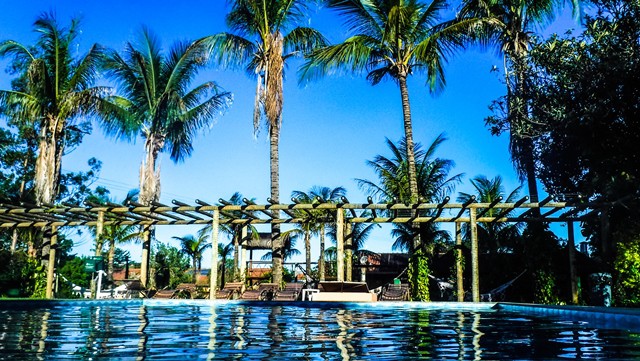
left=1, top=300, right=639, bottom=360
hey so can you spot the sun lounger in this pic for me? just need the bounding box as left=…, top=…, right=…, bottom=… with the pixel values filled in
left=153, top=289, right=179, bottom=299
left=273, top=282, right=304, bottom=301
left=240, top=283, right=279, bottom=301
left=176, top=283, right=198, bottom=299
left=380, top=283, right=410, bottom=301
left=216, top=282, right=244, bottom=300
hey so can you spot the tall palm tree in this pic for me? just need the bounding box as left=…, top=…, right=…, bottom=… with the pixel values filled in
left=302, top=0, right=476, bottom=214
left=218, top=242, right=234, bottom=287
left=0, top=14, right=107, bottom=266
left=174, top=234, right=212, bottom=283
left=0, top=13, right=106, bottom=207
left=203, top=0, right=326, bottom=285
left=357, top=134, right=462, bottom=300
left=458, top=0, right=580, bottom=206
left=99, top=28, right=231, bottom=206
left=291, top=186, right=347, bottom=280
left=457, top=175, right=522, bottom=253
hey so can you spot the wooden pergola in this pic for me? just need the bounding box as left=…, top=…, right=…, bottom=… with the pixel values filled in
left=0, top=195, right=604, bottom=302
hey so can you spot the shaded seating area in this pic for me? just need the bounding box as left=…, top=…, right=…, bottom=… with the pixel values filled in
left=273, top=282, right=305, bottom=301
left=216, top=282, right=244, bottom=300
left=240, top=283, right=278, bottom=301
left=380, top=283, right=410, bottom=301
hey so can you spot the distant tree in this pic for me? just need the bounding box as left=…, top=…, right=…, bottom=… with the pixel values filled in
left=218, top=242, right=234, bottom=287
left=291, top=186, right=346, bottom=280
left=152, top=242, right=191, bottom=289
left=204, top=0, right=326, bottom=285
left=457, top=175, right=522, bottom=253
left=174, top=234, right=211, bottom=283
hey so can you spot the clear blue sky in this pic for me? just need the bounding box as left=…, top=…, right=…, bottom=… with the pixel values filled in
left=0, top=1, right=581, bottom=267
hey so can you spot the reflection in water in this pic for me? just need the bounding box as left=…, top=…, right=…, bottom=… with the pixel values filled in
left=207, top=304, right=217, bottom=361
left=137, top=304, right=148, bottom=360
left=471, top=312, right=484, bottom=361
left=0, top=302, right=639, bottom=360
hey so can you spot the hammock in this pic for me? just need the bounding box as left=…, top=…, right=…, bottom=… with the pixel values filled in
left=480, top=270, right=527, bottom=302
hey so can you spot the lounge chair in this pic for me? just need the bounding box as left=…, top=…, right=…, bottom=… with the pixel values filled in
left=176, top=283, right=198, bottom=299
left=273, top=282, right=305, bottom=301
left=152, top=289, right=179, bottom=299
left=380, top=283, right=410, bottom=301
left=216, top=282, right=244, bottom=300
left=240, top=283, right=279, bottom=301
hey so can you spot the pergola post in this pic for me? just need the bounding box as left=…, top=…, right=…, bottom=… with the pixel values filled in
left=567, top=221, right=579, bottom=304
left=345, top=222, right=353, bottom=282
left=140, top=225, right=151, bottom=288
left=336, top=209, right=344, bottom=282
left=210, top=209, right=220, bottom=299
left=455, top=222, right=464, bottom=302
left=45, top=225, right=58, bottom=299
left=96, top=211, right=104, bottom=255
left=470, top=207, right=480, bottom=302
left=240, top=226, right=247, bottom=283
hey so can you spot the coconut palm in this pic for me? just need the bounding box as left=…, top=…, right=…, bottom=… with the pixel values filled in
left=302, top=0, right=477, bottom=211
left=358, top=134, right=462, bottom=300
left=99, top=28, right=231, bottom=206
left=174, top=234, right=212, bottom=283
left=203, top=0, right=326, bottom=285
left=458, top=0, right=581, bottom=206
left=218, top=242, right=234, bottom=287
left=457, top=175, right=523, bottom=253
left=357, top=134, right=462, bottom=218
left=291, top=186, right=346, bottom=280
left=0, top=13, right=106, bottom=207
left=198, top=192, right=258, bottom=280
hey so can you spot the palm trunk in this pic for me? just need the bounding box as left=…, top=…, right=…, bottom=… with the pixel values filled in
left=140, top=134, right=162, bottom=287
left=266, top=32, right=284, bottom=287
left=108, top=239, right=115, bottom=281
left=233, top=229, right=240, bottom=281
left=398, top=74, right=421, bottom=251
left=305, top=229, right=311, bottom=276
left=319, top=228, right=325, bottom=281
left=36, top=116, right=64, bottom=267
left=193, top=258, right=198, bottom=284
left=270, top=126, right=283, bottom=285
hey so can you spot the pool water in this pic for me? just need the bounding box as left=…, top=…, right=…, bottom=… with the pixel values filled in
left=0, top=300, right=639, bottom=360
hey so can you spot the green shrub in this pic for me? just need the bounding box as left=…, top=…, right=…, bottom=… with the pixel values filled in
left=613, top=238, right=640, bottom=307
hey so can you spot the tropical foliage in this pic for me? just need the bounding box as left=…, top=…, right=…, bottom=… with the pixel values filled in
left=173, top=234, right=212, bottom=283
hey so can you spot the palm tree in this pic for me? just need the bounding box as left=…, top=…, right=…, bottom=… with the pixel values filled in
left=174, top=234, right=212, bottom=283
left=458, top=0, right=580, bottom=207
left=0, top=13, right=106, bottom=207
left=203, top=0, right=326, bottom=285
left=291, top=186, right=347, bottom=280
left=357, top=134, right=462, bottom=300
left=457, top=175, right=523, bottom=253
left=0, top=14, right=107, bottom=266
left=218, top=242, right=234, bottom=287
left=99, top=28, right=231, bottom=206
left=87, top=189, right=142, bottom=281
left=198, top=192, right=258, bottom=280
left=302, top=0, right=476, bottom=213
